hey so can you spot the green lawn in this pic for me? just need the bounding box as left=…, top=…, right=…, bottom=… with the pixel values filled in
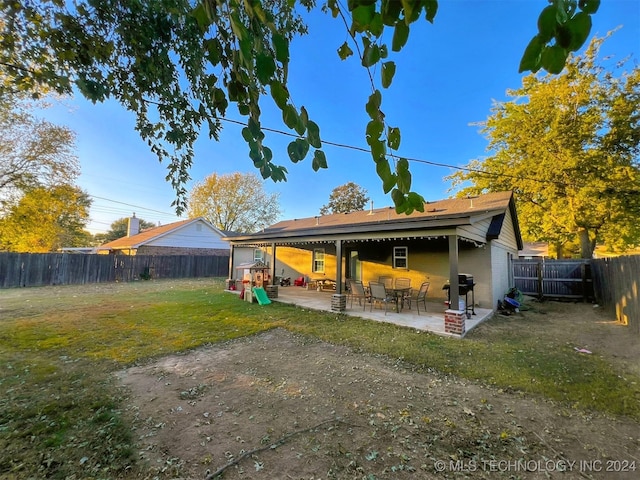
left=1, top=278, right=638, bottom=479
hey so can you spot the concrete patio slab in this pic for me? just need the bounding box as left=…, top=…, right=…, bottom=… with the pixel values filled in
left=267, top=286, right=494, bottom=338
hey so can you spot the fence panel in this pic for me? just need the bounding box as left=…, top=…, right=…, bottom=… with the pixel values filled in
left=0, top=253, right=229, bottom=288
left=513, top=259, right=593, bottom=301
left=591, top=256, right=639, bottom=335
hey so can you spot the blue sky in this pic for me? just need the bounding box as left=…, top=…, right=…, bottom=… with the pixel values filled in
left=39, top=1, right=640, bottom=234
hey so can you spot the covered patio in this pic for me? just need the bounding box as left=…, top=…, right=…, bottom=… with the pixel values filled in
left=271, top=287, right=493, bottom=338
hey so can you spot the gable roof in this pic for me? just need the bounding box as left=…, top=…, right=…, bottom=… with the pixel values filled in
left=225, top=191, right=523, bottom=249
left=97, top=217, right=224, bottom=250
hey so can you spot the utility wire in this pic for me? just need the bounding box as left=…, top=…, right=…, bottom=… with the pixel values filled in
left=218, top=117, right=572, bottom=188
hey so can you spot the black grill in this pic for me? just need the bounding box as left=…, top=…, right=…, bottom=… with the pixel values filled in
left=442, top=273, right=476, bottom=317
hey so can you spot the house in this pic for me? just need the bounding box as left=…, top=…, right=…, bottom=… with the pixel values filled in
left=97, top=216, right=231, bottom=256
left=224, top=191, right=523, bottom=312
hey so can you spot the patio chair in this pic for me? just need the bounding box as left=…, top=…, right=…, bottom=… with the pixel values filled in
left=378, top=276, right=393, bottom=291
left=347, top=279, right=369, bottom=310
left=414, top=281, right=430, bottom=314
left=369, top=281, right=396, bottom=315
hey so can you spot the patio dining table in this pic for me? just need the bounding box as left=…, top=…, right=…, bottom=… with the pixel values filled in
left=388, top=287, right=411, bottom=313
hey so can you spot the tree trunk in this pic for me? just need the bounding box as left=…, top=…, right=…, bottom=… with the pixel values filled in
left=577, top=228, right=593, bottom=259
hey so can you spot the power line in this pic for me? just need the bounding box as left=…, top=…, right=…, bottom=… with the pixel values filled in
left=88, top=195, right=177, bottom=216
left=218, top=117, right=572, bottom=188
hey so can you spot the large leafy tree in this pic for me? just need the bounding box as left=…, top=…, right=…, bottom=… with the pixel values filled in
left=0, top=98, right=78, bottom=204
left=0, top=0, right=600, bottom=215
left=0, top=185, right=92, bottom=252
left=187, top=172, right=280, bottom=233
left=95, top=217, right=158, bottom=243
left=320, top=182, right=369, bottom=215
left=449, top=35, right=640, bottom=259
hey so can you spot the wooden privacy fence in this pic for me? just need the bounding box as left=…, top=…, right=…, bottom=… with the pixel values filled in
left=513, top=259, right=593, bottom=302
left=0, top=253, right=229, bottom=288
left=591, top=256, right=640, bottom=335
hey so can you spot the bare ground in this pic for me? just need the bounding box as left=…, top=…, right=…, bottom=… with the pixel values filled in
left=117, top=301, right=639, bottom=480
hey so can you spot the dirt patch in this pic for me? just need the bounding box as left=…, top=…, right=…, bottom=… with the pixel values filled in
left=117, top=325, right=639, bottom=479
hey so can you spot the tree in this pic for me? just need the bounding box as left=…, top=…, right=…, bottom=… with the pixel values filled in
left=0, top=0, right=600, bottom=215
left=96, top=217, right=158, bottom=243
left=448, top=35, right=640, bottom=259
left=320, top=182, right=369, bottom=215
left=0, top=185, right=92, bottom=252
left=0, top=98, right=79, bottom=204
left=187, top=172, right=280, bottom=233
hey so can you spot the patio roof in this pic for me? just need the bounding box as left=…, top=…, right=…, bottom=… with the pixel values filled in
left=224, top=191, right=522, bottom=249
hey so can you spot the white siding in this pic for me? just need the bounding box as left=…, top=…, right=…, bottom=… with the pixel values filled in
left=458, top=217, right=492, bottom=244
left=146, top=221, right=228, bottom=249
left=492, top=208, right=519, bottom=250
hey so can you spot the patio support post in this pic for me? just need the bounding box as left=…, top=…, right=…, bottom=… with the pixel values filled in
left=270, top=243, right=277, bottom=282
left=228, top=244, right=234, bottom=281
left=335, top=240, right=343, bottom=294
left=448, top=234, right=460, bottom=310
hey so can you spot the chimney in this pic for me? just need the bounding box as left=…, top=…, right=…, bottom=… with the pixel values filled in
left=127, top=213, right=140, bottom=237
left=368, top=200, right=374, bottom=215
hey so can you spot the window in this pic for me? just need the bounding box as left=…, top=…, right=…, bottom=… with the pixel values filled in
left=393, top=246, right=408, bottom=269
left=253, top=249, right=264, bottom=262
left=313, top=248, right=325, bottom=273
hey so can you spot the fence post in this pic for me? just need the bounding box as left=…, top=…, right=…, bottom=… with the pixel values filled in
left=537, top=260, right=543, bottom=299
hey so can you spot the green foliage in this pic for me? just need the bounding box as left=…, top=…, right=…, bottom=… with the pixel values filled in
left=0, top=0, right=596, bottom=216
left=186, top=171, right=281, bottom=233
left=449, top=35, right=640, bottom=258
left=0, top=185, right=92, bottom=252
left=519, top=0, right=599, bottom=74
left=319, top=181, right=370, bottom=215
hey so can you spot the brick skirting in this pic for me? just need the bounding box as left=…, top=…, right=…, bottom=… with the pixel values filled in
left=444, top=309, right=466, bottom=336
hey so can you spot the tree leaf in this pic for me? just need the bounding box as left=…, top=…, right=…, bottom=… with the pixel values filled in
left=337, top=41, right=354, bottom=60
left=362, top=41, right=380, bottom=67
left=312, top=149, right=328, bottom=171
left=287, top=138, right=309, bottom=163
left=272, top=32, right=289, bottom=63
left=537, top=6, right=557, bottom=43
left=392, top=21, right=409, bottom=52
left=387, top=126, right=401, bottom=150
left=282, top=105, right=298, bottom=129
left=423, top=0, right=438, bottom=23
left=579, top=0, right=600, bottom=15
left=382, top=0, right=403, bottom=26
left=365, top=90, right=382, bottom=120
left=375, top=157, right=396, bottom=193
left=307, top=120, right=322, bottom=148
left=248, top=117, right=261, bottom=138
left=269, top=80, right=289, bottom=109
left=352, top=4, right=375, bottom=32
left=396, top=158, right=411, bottom=193
left=566, top=12, right=592, bottom=51
left=408, top=191, right=426, bottom=211
left=381, top=61, right=396, bottom=88
left=391, top=188, right=405, bottom=209
left=366, top=119, right=384, bottom=145
left=541, top=45, right=568, bottom=74
left=519, top=35, right=544, bottom=73
left=369, top=13, right=384, bottom=37
left=401, top=0, right=417, bottom=25
left=256, top=53, right=276, bottom=84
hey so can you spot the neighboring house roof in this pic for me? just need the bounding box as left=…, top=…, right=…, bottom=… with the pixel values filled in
left=225, top=191, right=523, bottom=249
left=519, top=242, right=549, bottom=258
left=97, top=217, right=228, bottom=251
